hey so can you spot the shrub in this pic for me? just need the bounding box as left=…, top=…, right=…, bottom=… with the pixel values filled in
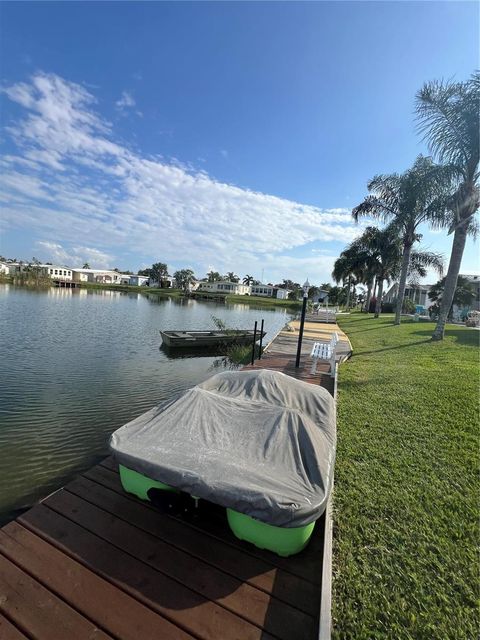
left=402, top=298, right=416, bottom=314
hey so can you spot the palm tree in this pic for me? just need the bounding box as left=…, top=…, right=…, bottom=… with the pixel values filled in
left=357, top=255, right=378, bottom=313
left=83, top=262, right=90, bottom=269
left=225, top=271, right=239, bottom=283
left=207, top=270, right=221, bottom=282
left=415, top=72, right=479, bottom=340
left=242, top=274, right=254, bottom=285
left=331, top=253, right=354, bottom=309
left=353, top=155, right=452, bottom=325
left=349, top=226, right=443, bottom=318
left=332, top=245, right=375, bottom=310
left=349, top=227, right=401, bottom=317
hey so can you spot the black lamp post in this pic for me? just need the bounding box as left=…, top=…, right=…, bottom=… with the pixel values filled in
left=295, top=279, right=310, bottom=368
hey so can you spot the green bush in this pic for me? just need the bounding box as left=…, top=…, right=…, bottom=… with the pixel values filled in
left=402, top=298, right=416, bottom=313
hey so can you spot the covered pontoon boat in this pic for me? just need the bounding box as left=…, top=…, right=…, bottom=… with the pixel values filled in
left=110, top=369, right=336, bottom=556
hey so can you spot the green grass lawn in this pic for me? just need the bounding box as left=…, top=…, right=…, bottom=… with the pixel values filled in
left=333, top=314, right=479, bottom=639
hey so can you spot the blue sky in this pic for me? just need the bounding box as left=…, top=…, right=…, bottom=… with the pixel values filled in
left=0, top=1, right=478, bottom=284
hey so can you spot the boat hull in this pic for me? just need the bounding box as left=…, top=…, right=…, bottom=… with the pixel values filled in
left=160, top=330, right=266, bottom=348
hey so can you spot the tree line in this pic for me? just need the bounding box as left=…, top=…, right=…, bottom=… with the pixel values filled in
left=136, top=265, right=315, bottom=299
left=331, top=72, right=478, bottom=340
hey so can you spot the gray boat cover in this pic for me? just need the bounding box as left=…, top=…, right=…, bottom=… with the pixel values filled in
left=110, top=369, right=336, bottom=527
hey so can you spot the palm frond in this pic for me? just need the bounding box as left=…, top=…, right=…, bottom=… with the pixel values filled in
left=409, top=249, right=445, bottom=278
left=353, top=154, right=457, bottom=241
left=415, top=73, right=480, bottom=179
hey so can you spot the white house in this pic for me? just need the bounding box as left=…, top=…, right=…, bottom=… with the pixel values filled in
left=42, top=265, right=73, bottom=280
left=71, top=268, right=123, bottom=284
left=250, top=284, right=292, bottom=299
left=384, top=274, right=480, bottom=316
left=197, top=280, right=292, bottom=298
left=384, top=283, right=434, bottom=308
left=127, top=275, right=150, bottom=286
left=6, top=262, right=73, bottom=280
left=275, top=288, right=291, bottom=300
left=251, top=284, right=275, bottom=297
left=197, top=281, right=251, bottom=295
left=2, top=262, right=27, bottom=275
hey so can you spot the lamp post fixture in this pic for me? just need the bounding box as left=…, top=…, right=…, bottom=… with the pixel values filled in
left=295, top=279, right=310, bottom=368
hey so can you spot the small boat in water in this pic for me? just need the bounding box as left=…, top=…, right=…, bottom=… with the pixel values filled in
left=160, top=329, right=266, bottom=348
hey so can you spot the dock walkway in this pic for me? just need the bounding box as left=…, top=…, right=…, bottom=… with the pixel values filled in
left=0, top=320, right=350, bottom=640
left=244, top=318, right=352, bottom=394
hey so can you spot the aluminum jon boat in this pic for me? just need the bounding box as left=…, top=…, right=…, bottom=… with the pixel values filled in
left=160, top=329, right=266, bottom=348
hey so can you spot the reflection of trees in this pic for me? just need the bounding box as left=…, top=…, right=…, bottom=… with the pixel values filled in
left=210, top=355, right=242, bottom=371
left=142, top=293, right=170, bottom=304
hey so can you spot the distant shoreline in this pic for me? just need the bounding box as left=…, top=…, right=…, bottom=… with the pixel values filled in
left=0, top=277, right=301, bottom=308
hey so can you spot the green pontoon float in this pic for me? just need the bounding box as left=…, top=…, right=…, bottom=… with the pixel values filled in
left=110, top=369, right=336, bottom=557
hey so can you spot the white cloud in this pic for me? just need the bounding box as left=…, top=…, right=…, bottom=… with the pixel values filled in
left=1, top=72, right=361, bottom=283
left=36, top=241, right=115, bottom=269
left=116, top=90, right=136, bottom=111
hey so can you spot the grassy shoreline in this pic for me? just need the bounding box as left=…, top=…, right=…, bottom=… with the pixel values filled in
left=225, top=293, right=301, bottom=308
left=333, top=314, right=479, bottom=639
left=78, top=281, right=184, bottom=295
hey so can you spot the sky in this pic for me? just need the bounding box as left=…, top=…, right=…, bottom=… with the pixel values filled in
left=0, top=1, right=478, bottom=285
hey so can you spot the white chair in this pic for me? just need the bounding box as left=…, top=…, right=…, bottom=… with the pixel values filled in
left=310, top=332, right=339, bottom=377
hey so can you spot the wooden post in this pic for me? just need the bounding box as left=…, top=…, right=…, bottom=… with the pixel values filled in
left=258, top=319, right=264, bottom=359
left=251, top=321, right=258, bottom=365
left=295, top=294, right=308, bottom=368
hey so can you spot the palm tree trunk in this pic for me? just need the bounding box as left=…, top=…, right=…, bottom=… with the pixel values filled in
left=375, top=279, right=384, bottom=318
left=394, top=242, right=413, bottom=326
left=345, top=276, right=351, bottom=310
left=431, top=225, right=468, bottom=341
left=365, top=283, right=372, bottom=313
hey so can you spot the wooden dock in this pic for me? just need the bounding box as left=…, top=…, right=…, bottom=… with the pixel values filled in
left=244, top=317, right=352, bottom=396
left=0, top=320, right=349, bottom=640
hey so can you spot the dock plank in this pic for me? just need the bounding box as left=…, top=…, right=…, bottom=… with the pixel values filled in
left=0, top=522, right=194, bottom=640
left=69, top=472, right=319, bottom=615
left=0, top=614, right=29, bottom=640
left=0, top=553, right=112, bottom=640
left=19, top=504, right=277, bottom=640
left=41, top=487, right=315, bottom=640
left=87, top=462, right=324, bottom=585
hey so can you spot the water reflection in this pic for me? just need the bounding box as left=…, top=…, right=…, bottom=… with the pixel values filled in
left=159, top=342, right=248, bottom=360
left=0, top=284, right=290, bottom=523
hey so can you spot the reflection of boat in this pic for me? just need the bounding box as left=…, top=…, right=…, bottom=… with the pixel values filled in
left=160, top=343, right=230, bottom=359
left=160, top=329, right=266, bottom=348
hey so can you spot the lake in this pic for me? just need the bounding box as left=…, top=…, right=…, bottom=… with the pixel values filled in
left=0, top=284, right=292, bottom=523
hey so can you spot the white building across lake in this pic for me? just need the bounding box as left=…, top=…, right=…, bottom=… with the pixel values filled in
left=197, top=280, right=292, bottom=298
left=3, top=262, right=73, bottom=280
left=198, top=281, right=251, bottom=295
left=71, top=268, right=123, bottom=284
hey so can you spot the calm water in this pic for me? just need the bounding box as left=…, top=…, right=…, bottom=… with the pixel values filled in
left=0, top=284, right=291, bottom=523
